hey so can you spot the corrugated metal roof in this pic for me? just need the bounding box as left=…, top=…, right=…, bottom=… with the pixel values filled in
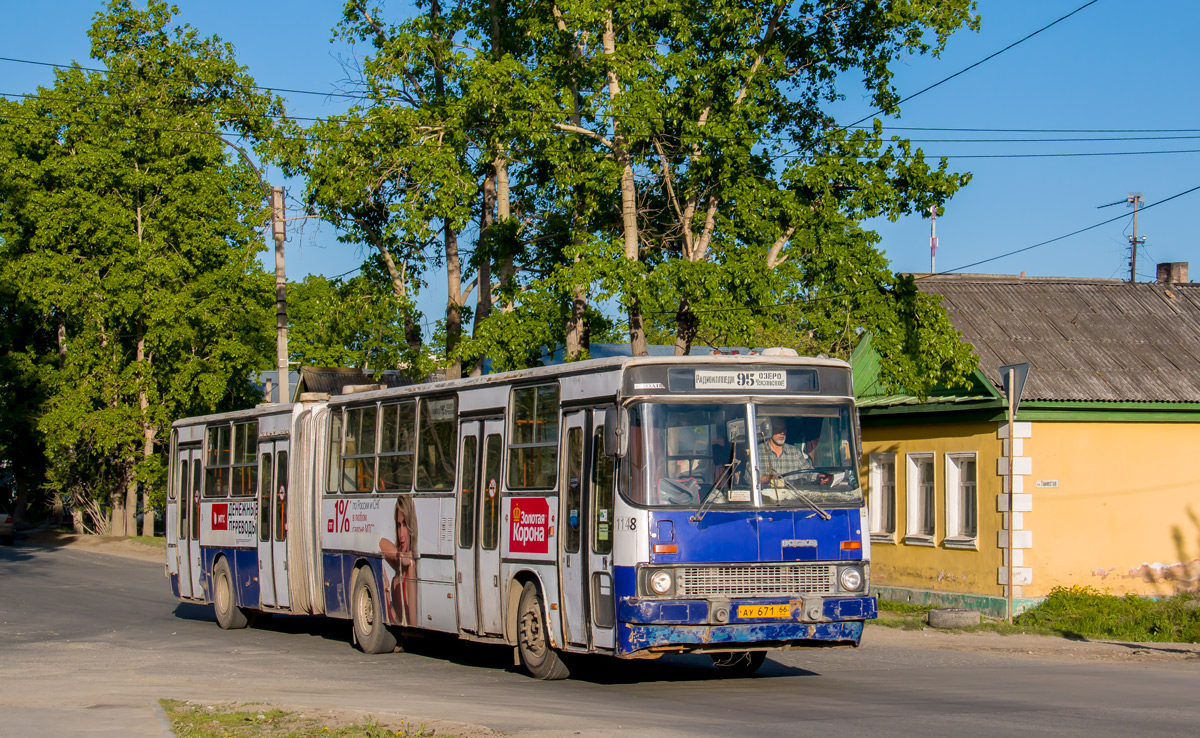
left=916, top=274, right=1200, bottom=402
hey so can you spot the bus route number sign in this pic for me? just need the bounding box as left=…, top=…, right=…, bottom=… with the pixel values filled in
left=695, top=370, right=787, bottom=390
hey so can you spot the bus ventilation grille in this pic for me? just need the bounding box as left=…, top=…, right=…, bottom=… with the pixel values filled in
left=676, top=564, right=836, bottom=597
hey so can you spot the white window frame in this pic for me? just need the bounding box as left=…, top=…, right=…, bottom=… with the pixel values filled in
left=904, top=453, right=936, bottom=545
left=944, top=452, right=979, bottom=549
left=868, top=453, right=896, bottom=542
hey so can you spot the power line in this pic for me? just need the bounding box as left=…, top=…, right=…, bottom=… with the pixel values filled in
left=644, top=182, right=1200, bottom=317
left=13, top=89, right=1200, bottom=148
left=840, top=0, right=1102, bottom=129
left=937, top=183, right=1200, bottom=274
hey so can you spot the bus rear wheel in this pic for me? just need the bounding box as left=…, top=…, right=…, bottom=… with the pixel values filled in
left=710, top=650, right=766, bottom=676
left=351, top=566, right=397, bottom=654
left=213, top=558, right=250, bottom=630
left=516, top=582, right=570, bottom=680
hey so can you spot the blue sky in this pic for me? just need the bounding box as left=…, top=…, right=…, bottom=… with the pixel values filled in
left=3, top=1, right=1198, bottom=332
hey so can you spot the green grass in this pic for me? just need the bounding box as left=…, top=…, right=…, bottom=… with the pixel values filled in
left=1015, top=585, right=1200, bottom=643
left=877, top=599, right=934, bottom=616
left=161, top=701, right=441, bottom=738
left=129, top=535, right=166, bottom=550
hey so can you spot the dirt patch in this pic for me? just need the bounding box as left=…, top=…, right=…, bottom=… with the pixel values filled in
left=25, top=530, right=164, bottom=563
left=163, top=700, right=504, bottom=738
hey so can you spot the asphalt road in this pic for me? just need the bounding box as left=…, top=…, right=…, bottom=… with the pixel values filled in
left=2, top=541, right=1199, bottom=738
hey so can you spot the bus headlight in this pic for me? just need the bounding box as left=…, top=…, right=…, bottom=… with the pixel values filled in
left=839, top=566, right=864, bottom=592
left=648, top=569, right=674, bottom=595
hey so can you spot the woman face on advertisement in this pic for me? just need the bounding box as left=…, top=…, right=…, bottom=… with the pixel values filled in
left=395, top=505, right=411, bottom=552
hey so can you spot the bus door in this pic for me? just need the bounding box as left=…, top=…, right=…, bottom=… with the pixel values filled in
left=588, top=410, right=616, bottom=650
left=182, top=448, right=203, bottom=599
left=476, top=419, right=506, bottom=636
left=173, top=445, right=202, bottom=599
left=454, top=420, right=481, bottom=633
left=257, top=439, right=290, bottom=608
left=559, top=411, right=589, bottom=647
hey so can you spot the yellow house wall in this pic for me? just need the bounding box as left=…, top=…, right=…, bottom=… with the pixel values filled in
left=1025, top=420, right=1200, bottom=597
left=860, top=421, right=1004, bottom=597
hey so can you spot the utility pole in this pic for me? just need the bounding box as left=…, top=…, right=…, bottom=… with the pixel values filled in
left=1127, top=193, right=1144, bottom=283
left=271, top=186, right=289, bottom=404
left=929, top=204, right=939, bottom=273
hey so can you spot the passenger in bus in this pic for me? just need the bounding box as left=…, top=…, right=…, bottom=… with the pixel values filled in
left=380, top=496, right=418, bottom=627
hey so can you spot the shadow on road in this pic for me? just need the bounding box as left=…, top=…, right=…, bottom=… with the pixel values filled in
left=168, top=602, right=819, bottom=683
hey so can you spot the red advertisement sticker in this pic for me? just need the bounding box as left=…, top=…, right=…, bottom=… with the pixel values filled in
left=509, top=497, right=550, bottom=555
left=211, top=503, right=228, bottom=531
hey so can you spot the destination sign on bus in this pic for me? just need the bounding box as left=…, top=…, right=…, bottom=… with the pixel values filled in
left=694, top=369, right=788, bottom=390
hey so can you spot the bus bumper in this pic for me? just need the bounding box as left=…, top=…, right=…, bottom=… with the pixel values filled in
left=616, top=595, right=876, bottom=657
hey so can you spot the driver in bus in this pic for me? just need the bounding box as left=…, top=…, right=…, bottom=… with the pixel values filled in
left=757, top=417, right=832, bottom=488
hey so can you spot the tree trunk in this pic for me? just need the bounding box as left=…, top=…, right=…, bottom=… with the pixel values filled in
left=603, top=13, right=647, bottom=356
left=470, top=171, right=497, bottom=377
left=445, top=224, right=463, bottom=380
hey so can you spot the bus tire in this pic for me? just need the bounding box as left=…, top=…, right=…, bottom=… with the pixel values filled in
left=516, top=581, right=569, bottom=680
left=710, top=650, right=766, bottom=676
left=351, top=566, right=397, bottom=655
left=213, top=558, right=249, bottom=630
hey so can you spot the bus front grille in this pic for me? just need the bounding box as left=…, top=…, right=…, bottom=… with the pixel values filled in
left=676, top=564, right=836, bottom=597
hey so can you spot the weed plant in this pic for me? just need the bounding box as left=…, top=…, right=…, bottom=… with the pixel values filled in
left=1015, top=585, right=1200, bottom=643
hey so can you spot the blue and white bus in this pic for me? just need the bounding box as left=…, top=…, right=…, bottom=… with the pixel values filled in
left=165, top=353, right=876, bottom=678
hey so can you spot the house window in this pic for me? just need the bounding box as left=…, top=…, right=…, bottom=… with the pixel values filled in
left=945, top=453, right=978, bottom=548
left=905, top=453, right=935, bottom=543
left=868, top=453, right=896, bottom=541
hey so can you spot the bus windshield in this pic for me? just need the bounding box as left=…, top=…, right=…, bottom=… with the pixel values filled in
left=622, top=401, right=862, bottom=509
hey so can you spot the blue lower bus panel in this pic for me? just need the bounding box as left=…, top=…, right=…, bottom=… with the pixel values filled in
left=617, top=596, right=875, bottom=655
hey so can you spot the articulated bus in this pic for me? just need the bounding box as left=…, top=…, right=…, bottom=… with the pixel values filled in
left=165, top=354, right=876, bottom=678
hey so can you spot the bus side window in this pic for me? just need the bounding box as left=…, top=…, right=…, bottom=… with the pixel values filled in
left=191, top=459, right=201, bottom=540
left=458, top=435, right=478, bottom=549
left=259, top=452, right=273, bottom=543
left=275, top=450, right=288, bottom=542
left=564, top=427, right=583, bottom=554
left=592, top=427, right=614, bottom=554
left=178, top=459, right=189, bottom=540
left=481, top=434, right=502, bottom=550
left=342, top=405, right=378, bottom=493
left=378, top=402, right=415, bottom=492
left=326, top=409, right=342, bottom=494
left=508, top=384, right=558, bottom=490
left=416, top=396, right=457, bottom=491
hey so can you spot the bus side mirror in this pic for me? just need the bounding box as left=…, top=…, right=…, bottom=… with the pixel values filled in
left=603, top=406, right=628, bottom=458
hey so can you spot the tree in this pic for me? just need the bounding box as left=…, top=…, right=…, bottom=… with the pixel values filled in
left=305, top=1, right=979, bottom=394
left=0, top=0, right=281, bottom=534
left=287, top=258, right=421, bottom=372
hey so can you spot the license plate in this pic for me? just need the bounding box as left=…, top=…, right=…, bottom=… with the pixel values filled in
left=737, top=604, right=791, bottom=619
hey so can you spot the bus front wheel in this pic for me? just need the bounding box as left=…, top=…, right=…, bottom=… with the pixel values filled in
left=213, top=559, right=249, bottom=630
left=710, top=650, right=766, bottom=676
left=516, top=582, right=570, bottom=680
left=351, top=566, right=397, bottom=654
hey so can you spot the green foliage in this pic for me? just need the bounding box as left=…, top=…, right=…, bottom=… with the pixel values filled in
left=1016, top=586, right=1200, bottom=643
left=287, top=255, right=423, bottom=376
left=307, top=0, right=979, bottom=388
left=0, top=0, right=281, bottom=520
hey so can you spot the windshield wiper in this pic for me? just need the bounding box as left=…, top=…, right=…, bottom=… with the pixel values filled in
left=760, top=465, right=832, bottom=521
left=690, top=462, right=736, bottom=523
